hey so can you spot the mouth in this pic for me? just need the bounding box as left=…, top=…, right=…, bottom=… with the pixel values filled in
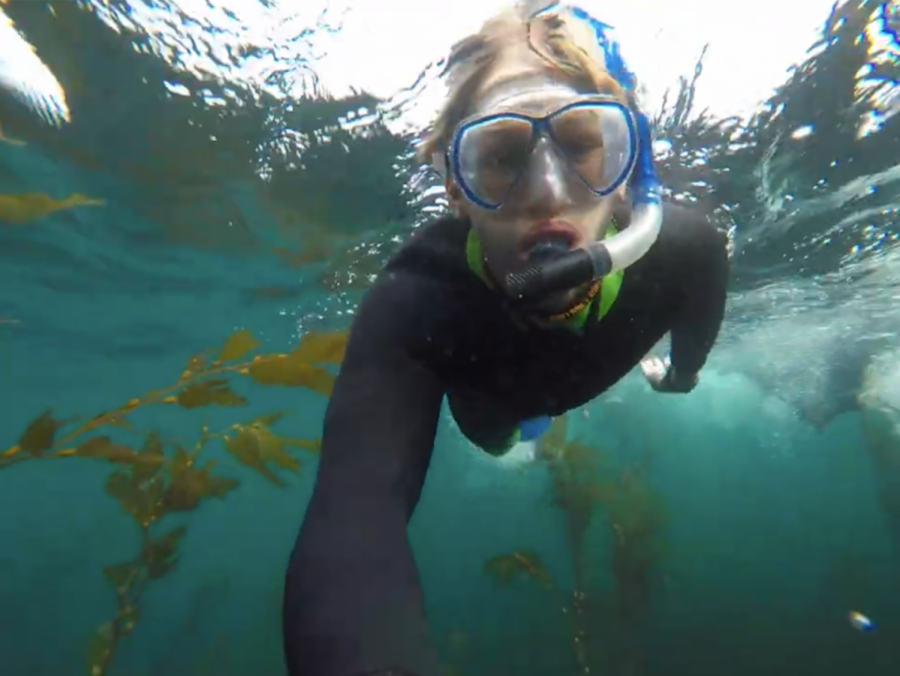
left=520, top=221, right=579, bottom=263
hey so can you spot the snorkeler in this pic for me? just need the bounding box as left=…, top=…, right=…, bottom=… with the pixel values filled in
left=283, top=3, right=729, bottom=676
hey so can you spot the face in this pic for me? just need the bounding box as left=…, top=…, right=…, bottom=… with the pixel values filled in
left=447, top=48, right=627, bottom=311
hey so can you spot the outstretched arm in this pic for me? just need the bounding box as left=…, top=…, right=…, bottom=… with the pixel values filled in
left=669, top=206, right=730, bottom=379
left=283, top=272, right=447, bottom=676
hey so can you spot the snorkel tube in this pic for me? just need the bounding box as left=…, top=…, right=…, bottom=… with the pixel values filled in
left=506, top=111, right=662, bottom=301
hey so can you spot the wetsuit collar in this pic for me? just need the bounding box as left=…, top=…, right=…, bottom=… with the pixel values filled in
left=465, top=224, right=623, bottom=330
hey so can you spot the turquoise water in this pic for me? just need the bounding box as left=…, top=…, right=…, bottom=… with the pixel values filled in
left=2, top=1, right=900, bottom=675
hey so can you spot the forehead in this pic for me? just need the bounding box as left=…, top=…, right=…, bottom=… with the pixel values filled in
left=467, top=45, right=608, bottom=116
left=471, top=74, right=583, bottom=117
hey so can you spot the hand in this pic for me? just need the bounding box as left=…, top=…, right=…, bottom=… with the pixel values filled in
left=640, top=355, right=698, bottom=394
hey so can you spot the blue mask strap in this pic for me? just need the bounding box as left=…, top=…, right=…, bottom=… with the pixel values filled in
left=631, top=111, right=662, bottom=205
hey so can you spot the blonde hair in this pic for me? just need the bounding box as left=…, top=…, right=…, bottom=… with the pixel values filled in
left=418, top=2, right=631, bottom=164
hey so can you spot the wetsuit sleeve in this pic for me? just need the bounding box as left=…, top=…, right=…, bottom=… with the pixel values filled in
left=668, top=206, right=730, bottom=376
left=283, top=270, right=447, bottom=676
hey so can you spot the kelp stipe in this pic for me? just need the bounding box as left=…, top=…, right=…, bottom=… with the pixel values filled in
left=482, top=415, right=667, bottom=675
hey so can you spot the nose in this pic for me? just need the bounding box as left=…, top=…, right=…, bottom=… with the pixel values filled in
left=510, top=136, right=572, bottom=217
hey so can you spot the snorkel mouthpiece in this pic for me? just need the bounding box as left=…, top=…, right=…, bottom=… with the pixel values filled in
left=507, top=245, right=611, bottom=300
left=505, top=111, right=663, bottom=303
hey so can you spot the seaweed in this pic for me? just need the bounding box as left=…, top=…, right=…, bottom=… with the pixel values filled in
left=0, top=192, right=105, bottom=223
left=484, top=416, right=667, bottom=675
left=0, top=328, right=346, bottom=675
left=535, top=416, right=609, bottom=673
left=484, top=549, right=555, bottom=590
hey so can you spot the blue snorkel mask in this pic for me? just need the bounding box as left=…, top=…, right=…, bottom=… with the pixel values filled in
left=501, top=3, right=663, bottom=302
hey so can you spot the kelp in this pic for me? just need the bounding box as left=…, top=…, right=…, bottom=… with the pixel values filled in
left=484, top=549, right=555, bottom=590
left=484, top=415, right=667, bottom=676
left=606, top=463, right=667, bottom=629
left=1, top=328, right=346, bottom=675
left=0, top=192, right=104, bottom=223
left=535, top=416, right=609, bottom=674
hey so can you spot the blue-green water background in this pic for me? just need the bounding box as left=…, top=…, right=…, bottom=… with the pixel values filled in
left=2, top=1, right=900, bottom=675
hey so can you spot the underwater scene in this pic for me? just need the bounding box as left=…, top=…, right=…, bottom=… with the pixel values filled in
left=1, top=0, right=900, bottom=674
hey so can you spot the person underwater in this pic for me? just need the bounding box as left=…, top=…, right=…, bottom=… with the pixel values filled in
left=283, top=3, right=730, bottom=676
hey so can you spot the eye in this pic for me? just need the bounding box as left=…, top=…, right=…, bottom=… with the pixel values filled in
left=564, top=137, right=603, bottom=156
left=555, top=133, right=604, bottom=163
left=552, top=112, right=605, bottom=156
left=485, top=145, right=529, bottom=170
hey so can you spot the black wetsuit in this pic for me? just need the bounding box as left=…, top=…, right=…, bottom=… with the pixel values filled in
left=283, top=203, right=729, bottom=676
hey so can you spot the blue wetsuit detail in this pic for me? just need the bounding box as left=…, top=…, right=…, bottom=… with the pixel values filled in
left=518, top=415, right=553, bottom=442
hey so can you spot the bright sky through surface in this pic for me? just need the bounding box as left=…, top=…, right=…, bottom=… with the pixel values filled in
left=0, top=0, right=844, bottom=132
left=315, top=0, right=839, bottom=124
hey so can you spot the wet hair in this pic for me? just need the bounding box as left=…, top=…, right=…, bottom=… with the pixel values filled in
left=417, top=2, right=632, bottom=164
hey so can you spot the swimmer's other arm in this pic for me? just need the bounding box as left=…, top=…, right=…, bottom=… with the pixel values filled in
left=665, top=205, right=730, bottom=388
left=283, top=270, right=446, bottom=676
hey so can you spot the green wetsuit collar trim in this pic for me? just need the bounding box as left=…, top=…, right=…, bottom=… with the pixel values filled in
left=465, top=224, right=624, bottom=330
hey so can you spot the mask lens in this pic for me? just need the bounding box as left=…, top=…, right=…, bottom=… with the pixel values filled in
left=549, top=103, right=634, bottom=194
left=456, top=116, right=533, bottom=208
